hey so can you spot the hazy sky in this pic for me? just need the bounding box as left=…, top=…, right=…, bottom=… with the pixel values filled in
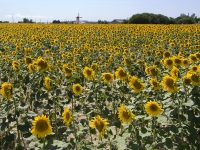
left=0, top=0, right=200, bottom=22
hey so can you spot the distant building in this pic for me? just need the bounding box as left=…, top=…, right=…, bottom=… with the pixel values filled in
left=110, top=19, right=124, bottom=24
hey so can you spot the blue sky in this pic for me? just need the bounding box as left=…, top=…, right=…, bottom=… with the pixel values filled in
left=0, top=0, right=200, bottom=22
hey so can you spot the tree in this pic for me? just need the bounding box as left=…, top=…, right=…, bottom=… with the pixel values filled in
left=52, top=20, right=60, bottom=24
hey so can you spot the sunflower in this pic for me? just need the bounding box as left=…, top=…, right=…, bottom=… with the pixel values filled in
left=31, top=114, right=52, bottom=138
left=90, top=115, right=109, bottom=137
left=12, top=60, right=20, bottom=71
left=118, top=104, right=135, bottom=124
left=149, top=66, right=159, bottom=77
left=28, top=63, right=37, bottom=73
left=162, top=74, right=178, bottom=93
left=24, top=56, right=32, bottom=65
left=91, top=62, right=98, bottom=72
left=145, top=66, right=150, bottom=75
left=188, top=72, right=200, bottom=86
left=189, top=65, right=200, bottom=72
left=173, top=56, right=182, bottom=66
left=72, top=84, right=82, bottom=95
left=163, top=57, right=174, bottom=68
left=163, top=51, right=171, bottom=58
left=62, top=64, right=73, bottom=76
left=124, top=58, right=132, bottom=66
left=195, top=52, right=200, bottom=60
left=189, top=54, right=198, bottom=63
left=149, top=78, right=160, bottom=90
left=170, top=66, right=179, bottom=81
left=36, top=57, right=48, bottom=71
left=145, top=101, right=162, bottom=116
left=102, top=73, right=114, bottom=84
left=62, top=107, right=72, bottom=127
left=182, top=75, right=191, bottom=86
left=1, top=82, right=12, bottom=99
left=115, top=67, right=127, bottom=80
left=44, top=77, right=51, bottom=89
left=181, top=58, right=189, bottom=67
left=129, top=76, right=144, bottom=93
left=83, top=66, right=94, bottom=80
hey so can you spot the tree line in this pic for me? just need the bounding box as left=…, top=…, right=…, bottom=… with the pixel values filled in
left=124, top=13, right=200, bottom=24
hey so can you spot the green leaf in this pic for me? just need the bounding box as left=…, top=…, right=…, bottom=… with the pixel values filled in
left=52, top=140, right=69, bottom=149
left=182, top=99, right=194, bottom=107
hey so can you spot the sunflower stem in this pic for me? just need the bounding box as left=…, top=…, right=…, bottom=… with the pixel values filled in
left=42, top=137, right=46, bottom=149
left=13, top=97, right=21, bottom=144
left=53, top=97, right=58, bottom=139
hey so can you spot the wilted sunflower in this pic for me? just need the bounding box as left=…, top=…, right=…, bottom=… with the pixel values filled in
left=129, top=76, right=144, bottom=93
left=72, top=84, right=82, bottom=95
left=118, top=104, right=135, bottom=124
left=90, top=115, right=109, bottom=137
left=36, top=57, right=48, bottom=71
left=28, top=63, right=37, bottom=73
left=149, top=78, right=160, bottom=90
left=83, top=66, right=94, bottom=80
left=62, top=64, right=73, bottom=76
left=170, top=66, right=179, bottom=81
left=44, top=77, right=51, bottom=89
left=1, top=82, right=12, bottom=99
left=115, top=67, right=127, bottom=80
left=145, top=101, right=162, bottom=116
left=188, top=72, right=200, bottom=86
left=102, top=73, right=114, bottom=84
left=31, top=114, right=52, bottom=138
left=24, top=56, right=32, bottom=65
left=62, top=107, right=72, bottom=127
left=162, top=74, right=178, bottom=93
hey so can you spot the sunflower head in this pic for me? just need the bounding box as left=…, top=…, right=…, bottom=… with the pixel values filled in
left=12, top=60, right=20, bottom=71
left=83, top=66, right=95, bottom=80
left=170, top=66, right=179, bottom=81
left=129, top=76, right=144, bottom=93
left=36, top=57, right=48, bottom=71
left=188, top=72, right=200, bottom=86
left=149, top=66, right=159, bottom=77
left=62, top=64, right=73, bottom=76
left=163, top=57, right=174, bottom=68
left=62, top=108, right=72, bottom=127
left=163, top=51, right=171, bottom=58
left=189, top=65, right=200, bottom=72
left=91, top=62, right=98, bottom=72
left=183, top=75, right=191, bottom=86
left=118, top=104, right=135, bottom=124
left=25, top=56, right=32, bottom=65
left=189, top=54, right=197, bottom=63
left=72, top=84, right=82, bottom=95
left=1, top=82, right=12, bottom=99
left=90, top=115, right=109, bottom=137
left=31, top=114, right=52, bottom=138
left=44, top=77, right=51, bottom=89
left=102, top=73, right=114, bottom=84
left=162, top=74, right=178, bottom=93
left=115, top=67, right=127, bottom=80
left=28, top=63, right=37, bottom=73
left=145, top=101, right=162, bottom=116
left=149, top=78, right=160, bottom=90
left=181, top=58, right=189, bottom=67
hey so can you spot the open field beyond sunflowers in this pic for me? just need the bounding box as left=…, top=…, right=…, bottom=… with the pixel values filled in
left=0, top=24, right=200, bottom=150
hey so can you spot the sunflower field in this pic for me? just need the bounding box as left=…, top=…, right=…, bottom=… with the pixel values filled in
left=0, top=23, right=200, bottom=150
